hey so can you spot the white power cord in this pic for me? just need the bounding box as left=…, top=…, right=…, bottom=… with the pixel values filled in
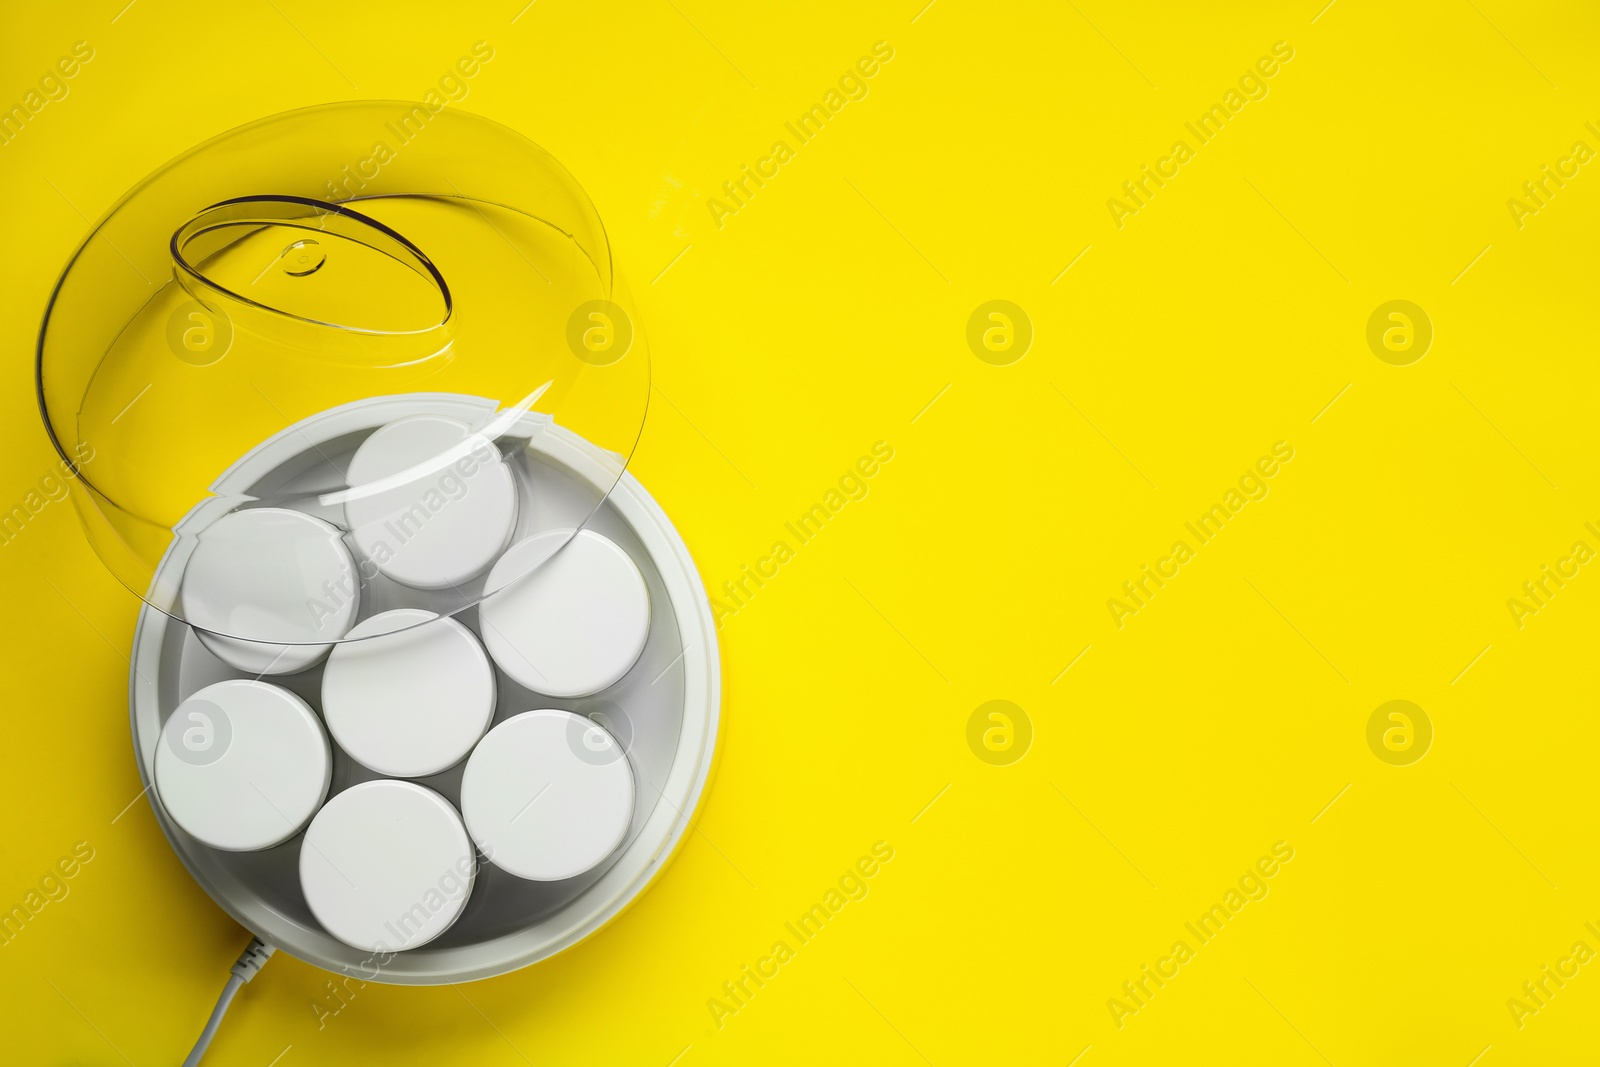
left=182, top=937, right=275, bottom=1067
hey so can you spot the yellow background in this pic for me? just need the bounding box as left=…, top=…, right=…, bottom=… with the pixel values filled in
left=3, top=0, right=1598, bottom=1063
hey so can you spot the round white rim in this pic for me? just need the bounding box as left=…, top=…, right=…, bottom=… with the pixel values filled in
left=130, top=393, right=720, bottom=984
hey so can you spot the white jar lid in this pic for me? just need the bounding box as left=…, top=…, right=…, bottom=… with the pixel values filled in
left=479, top=530, right=650, bottom=697
left=321, top=608, right=495, bottom=777
left=181, top=507, right=359, bottom=674
left=343, top=415, right=519, bottom=590
left=300, top=780, right=476, bottom=953
left=154, top=679, right=331, bottom=852
left=460, top=709, right=634, bottom=881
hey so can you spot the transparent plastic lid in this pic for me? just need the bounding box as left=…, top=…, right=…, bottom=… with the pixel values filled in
left=36, top=101, right=648, bottom=664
